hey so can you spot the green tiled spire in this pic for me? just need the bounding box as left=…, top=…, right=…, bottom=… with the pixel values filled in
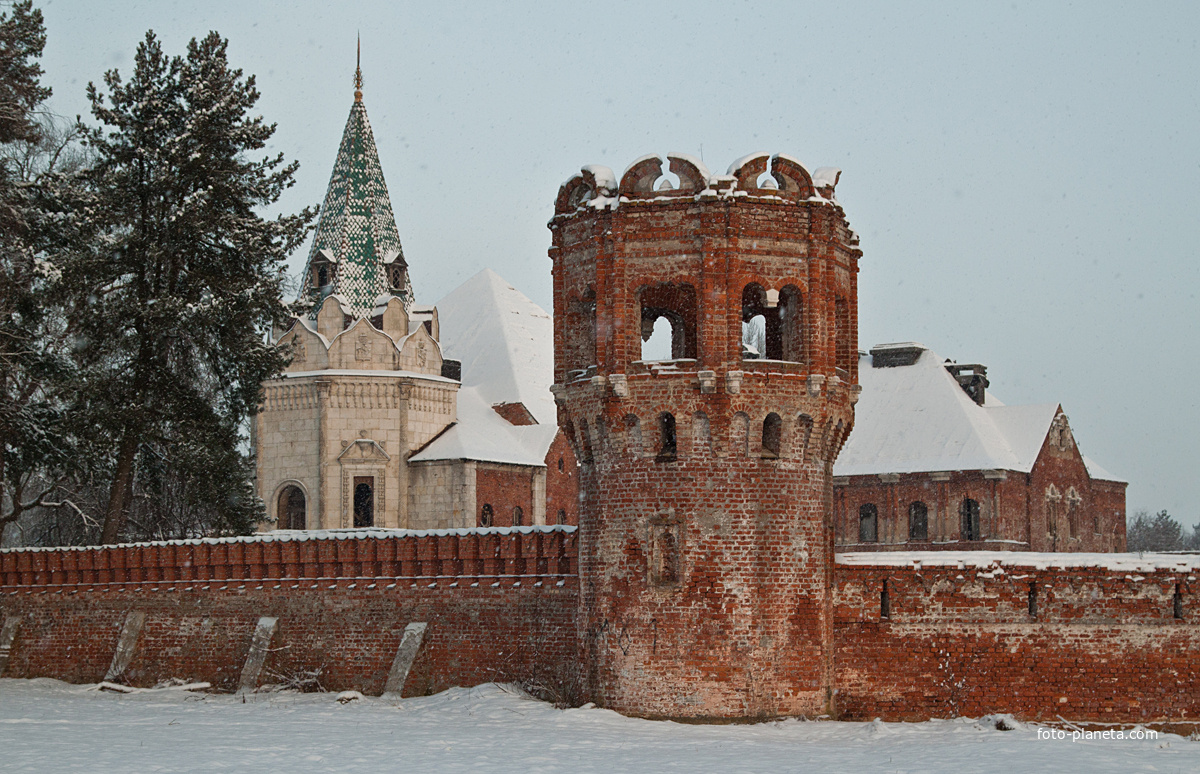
left=302, top=58, right=410, bottom=317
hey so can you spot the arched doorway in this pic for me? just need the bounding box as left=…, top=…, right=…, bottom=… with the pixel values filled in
left=277, top=485, right=306, bottom=530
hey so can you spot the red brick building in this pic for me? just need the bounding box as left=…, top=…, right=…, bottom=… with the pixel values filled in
left=832, top=343, right=1126, bottom=552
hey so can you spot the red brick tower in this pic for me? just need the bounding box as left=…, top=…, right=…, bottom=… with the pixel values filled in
left=549, top=153, right=862, bottom=719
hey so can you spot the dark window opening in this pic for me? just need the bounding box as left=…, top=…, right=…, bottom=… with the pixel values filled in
left=316, top=265, right=329, bottom=287
left=1028, top=582, right=1038, bottom=617
left=557, top=457, right=564, bottom=472
left=278, top=485, right=306, bottom=530
left=1175, top=584, right=1184, bottom=620
left=859, top=504, right=878, bottom=543
left=961, top=498, right=981, bottom=541
left=480, top=503, right=494, bottom=528
left=909, top=501, right=929, bottom=541
left=353, top=477, right=374, bottom=528
left=513, top=506, right=524, bottom=527
left=880, top=579, right=891, bottom=619
left=656, top=413, right=677, bottom=462
left=639, top=283, right=698, bottom=361
left=556, top=509, right=567, bottom=525
left=762, top=413, right=782, bottom=458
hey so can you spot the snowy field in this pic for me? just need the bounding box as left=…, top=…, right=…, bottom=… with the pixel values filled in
left=0, top=679, right=1195, bottom=773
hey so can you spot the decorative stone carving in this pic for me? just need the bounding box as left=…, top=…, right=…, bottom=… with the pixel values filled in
left=355, top=334, right=373, bottom=362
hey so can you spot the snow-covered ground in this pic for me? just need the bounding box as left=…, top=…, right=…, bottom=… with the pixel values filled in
left=0, top=679, right=1194, bottom=773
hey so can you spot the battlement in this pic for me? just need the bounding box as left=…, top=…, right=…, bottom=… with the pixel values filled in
left=553, top=153, right=850, bottom=215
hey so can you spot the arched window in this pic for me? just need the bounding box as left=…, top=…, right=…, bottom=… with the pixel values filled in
left=277, top=485, right=306, bottom=530
left=1066, top=487, right=1081, bottom=539
left=480, top=503, right=494, bottom=528
left=513, top=506, right=524, bottom=527
left=961, top=498, right=981, bottom=541
left=656, top=412, right=677, bottom=462
left=556, top=509, right=568, bottom=525
left=761, top=413, right=782, bottom=458
left=859, top=504, right=878, bottom=543
left=908, top=501, right=929, bottom=541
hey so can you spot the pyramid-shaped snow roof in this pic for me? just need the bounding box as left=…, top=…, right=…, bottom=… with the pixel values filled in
left=434, top=269, right=556, bottom=426
left=302, top=88, right=409, bottom=317
left=834, top=345, right=1060, bottom=476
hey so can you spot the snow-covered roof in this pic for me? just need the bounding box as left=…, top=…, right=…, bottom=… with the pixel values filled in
left=409, top=385, right=558, bottom=466
left=408, top=269, right=560, bottom=466
left=434, top=268, right=556, bottom=426
left=834, top=345, right=1059, bottom=476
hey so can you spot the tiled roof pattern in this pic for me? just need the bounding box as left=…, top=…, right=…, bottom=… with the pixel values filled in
left=303, top=98, right=411, bottom=316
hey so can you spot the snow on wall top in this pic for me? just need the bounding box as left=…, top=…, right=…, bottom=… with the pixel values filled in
left=833, top=346, right=1058, bottom=476
left=836, top=550, right=1200, bottom=574
left=0, top=524, right=577, bottom=554
left=434, top=268, right=556, bottom=426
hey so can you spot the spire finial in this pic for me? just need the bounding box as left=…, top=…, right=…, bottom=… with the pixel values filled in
left=354, top=35, right=363, bottom=102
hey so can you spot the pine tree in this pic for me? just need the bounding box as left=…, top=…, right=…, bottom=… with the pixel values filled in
left=1126, top=510, right=1184, bottom=553
left=0, top=1, right=69, bottom=542
left=64, top=31, right=314, bottom=543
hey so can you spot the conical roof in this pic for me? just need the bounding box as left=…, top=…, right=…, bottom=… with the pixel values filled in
left=302, top=77, right=410, bottom=316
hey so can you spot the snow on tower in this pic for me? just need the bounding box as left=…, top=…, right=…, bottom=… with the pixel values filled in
left=301, top=48, right=411, bottom=316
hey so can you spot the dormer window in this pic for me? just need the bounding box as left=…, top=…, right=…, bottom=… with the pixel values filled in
left=388, top=264, right=406, bottom=293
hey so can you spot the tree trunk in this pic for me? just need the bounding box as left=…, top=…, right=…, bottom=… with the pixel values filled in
left=100, top=430, right=139, bottom=544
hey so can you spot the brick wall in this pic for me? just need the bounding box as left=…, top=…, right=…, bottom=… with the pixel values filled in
left=0, top=529, right=580, bottom=696
left=475, top=465, right=537, bottom=527
left=544, top=430, right=579, bottom=526
left=833, top=554, right=1199, bottom=721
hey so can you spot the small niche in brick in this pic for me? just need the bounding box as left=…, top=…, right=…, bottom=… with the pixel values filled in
left=1028, top=582, right=1038, bottom=618
left=649, top=517, right=681, bottom=587
left=1175, top=584, right=1184, bottom=620
left=880, top=579, right=891, bottom=620
left=761, top=413, right=782, bottom=459
left=656, top=413, right=677, bottom=462
left=479, top=503, right=494, bottom=528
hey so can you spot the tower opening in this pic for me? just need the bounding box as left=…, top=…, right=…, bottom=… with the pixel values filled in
left=639, top=283, right=697, bottom=360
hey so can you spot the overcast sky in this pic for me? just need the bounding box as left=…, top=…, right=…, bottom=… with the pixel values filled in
left=36, top=1, right=1200, bottom=524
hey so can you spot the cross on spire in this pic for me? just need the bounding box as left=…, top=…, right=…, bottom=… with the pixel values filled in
left=354, top=35, right=363, bottom=102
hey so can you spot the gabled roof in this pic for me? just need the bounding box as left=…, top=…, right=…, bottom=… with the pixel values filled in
left=411, top=269, right=559, bottom=466
left=302, top=84, right=409, bottom=317
left=434, top=268, right=556, bottom=426
left=833, top=345, right=1060, bottom=476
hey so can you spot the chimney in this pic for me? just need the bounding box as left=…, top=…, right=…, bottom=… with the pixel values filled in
left=945, top=362, right=989, bottom=406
